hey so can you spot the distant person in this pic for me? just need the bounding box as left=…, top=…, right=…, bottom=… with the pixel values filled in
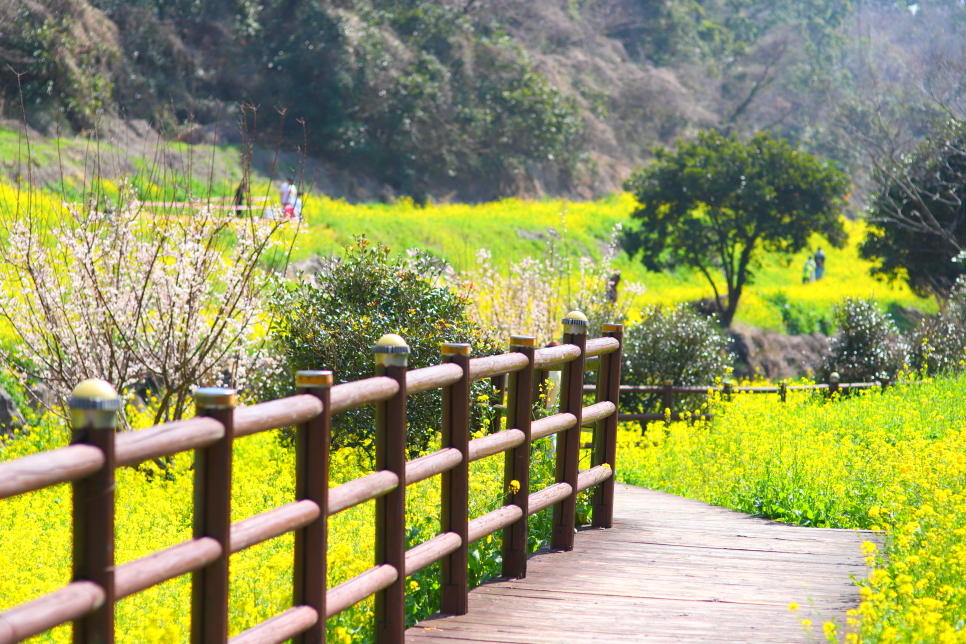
left=606, top=271, right=621, bottom=302
left=803, top=257, right=816, bottom=284
left=293, top=196, right=303, bottom=221
left=814, top=248, right=825, bottom=280
left=233, top=178, right=248, bottom=217
left=279, top=176, right=297, bottom=216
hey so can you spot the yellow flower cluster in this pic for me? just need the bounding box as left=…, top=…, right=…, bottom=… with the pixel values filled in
left=0, top=411, right=511, bottom=643
left=616, top=376, right=966, bottom=643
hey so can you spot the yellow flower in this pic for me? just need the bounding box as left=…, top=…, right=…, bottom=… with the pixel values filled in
left=409, top=580, right=420, bottom=592
left=508, top=479, right=521, bottom=494
left=823, top=622, right=837, bottom=640
left=801, top=619, right=812, bottom=628
left=788, top=602, right=799, bottom=611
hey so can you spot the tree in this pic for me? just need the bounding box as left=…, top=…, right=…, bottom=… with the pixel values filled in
left=268, top=237, right=502, bottom=454
left=623, top=130, right=849, bottom=327
left=860, top=119, right=966, bottom=297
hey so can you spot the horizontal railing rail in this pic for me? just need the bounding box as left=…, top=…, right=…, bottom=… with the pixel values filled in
left=0, top=315, right=624, bottom=644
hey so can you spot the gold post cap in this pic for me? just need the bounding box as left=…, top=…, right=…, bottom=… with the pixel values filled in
left=509, top=335, right=536, bottom=347
left=69, top=379, right=122, bottom=410
left=373, top=333, right=411, bottom=354
left=562, top=310, right=589, bottom=326
left=829, top=372, right=840, bottom=383
left=296, top=370, right=333, bottom=387
left=602, top=323, right=624, bottom=332
left=194, top=387, right=237, bottom=408
left=441, top=343, right=471, bottom=355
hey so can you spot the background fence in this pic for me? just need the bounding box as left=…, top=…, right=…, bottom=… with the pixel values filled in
left=0, top=316, right=624, bottom=644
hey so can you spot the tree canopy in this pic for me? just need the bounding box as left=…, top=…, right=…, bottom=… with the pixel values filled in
left=860, top=119, right=966, bottom=298
left=623, top=130, right=849, bottom=327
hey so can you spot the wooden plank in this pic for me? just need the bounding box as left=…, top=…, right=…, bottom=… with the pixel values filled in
left=408, top=485, right=868, bottom=643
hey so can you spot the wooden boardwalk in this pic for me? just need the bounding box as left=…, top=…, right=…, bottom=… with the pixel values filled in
left=408, top=485, right=871, bottom=643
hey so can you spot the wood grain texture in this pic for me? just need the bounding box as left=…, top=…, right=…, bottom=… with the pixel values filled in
left=234, top=395, right=323, bottom=438
left=326, top=565, right=398, bottom=619
left=407, top=364, right=464, bottom=395
left=405, top=448, right=462, bottom=486
left=532, top=345, right=580, bottom=370
left=228, top=606, right=318, bottom=644
left=115, top=537, right=223, bottom=599
left=115, top=417, right=224, bottom=467
left=405, top=532, right=463, bottom=576
left=584, top=337, right=619, bottom=357
left=529, top=413, right=576, bottom=441
left=0, top=581, right=104, bottom=644
left=408, top=485, right=872, bottom=643
left=329, top=377, right=399, bottom=414
left=230, top=500, right=320, bottom=553
left=468, top=354, right=529, bottom=381
left=467, top=430, right=525, bottom=463
left=0, top=444, right=104, bottom=500
left=328, top=470, right=399, bottom=515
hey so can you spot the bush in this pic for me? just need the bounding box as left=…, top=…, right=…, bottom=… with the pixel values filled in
left=620, top=305, right=731, bottom=414
left=267, top=237, right=502, bottom=454
left=910, top=278, right=966, bottom=375
left=821, top=298, right=909, bottom=383
left=762, top=291, right=834, bottom=336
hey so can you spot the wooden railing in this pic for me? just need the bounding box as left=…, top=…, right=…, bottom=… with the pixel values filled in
left=0, top=317, right=624, bottom=644
left=602, top=375, right=890, bottom=423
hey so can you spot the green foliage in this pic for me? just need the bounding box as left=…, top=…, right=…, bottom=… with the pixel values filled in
left=762, top=291, right=834, bottom=335
left=860, top=119, right=966, bottom=298
left=620, top=304, right=731, bottom=414
left=911, top=278, right=966, bottom=375
left=253, top=0, right=582, bottom=200
left=623, top=130, right=849, bottom=327
left=268, top=236, right=501, bottom=454
left=0, top=0, right=118, bottom=130
left=821, top=297, right=909, bottom=382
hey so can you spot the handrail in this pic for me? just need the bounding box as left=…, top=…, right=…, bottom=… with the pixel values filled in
left=0, top=444, right=104, bottom=500
left=0, top=322, right=625, bottom=644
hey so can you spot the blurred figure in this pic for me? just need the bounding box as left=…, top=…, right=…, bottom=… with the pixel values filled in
left=280, top=176, right=297, bottom=217
left=606, top=271, right=621, bottom=302
left=803, top=256, right=816, bottom=284
left=814, top=248, right=825, bottom=280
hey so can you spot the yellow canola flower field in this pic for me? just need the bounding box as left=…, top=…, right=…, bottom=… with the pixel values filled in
left=0, top=411, right=518, bottom=643
left=616, top=378, right=966, bottom=643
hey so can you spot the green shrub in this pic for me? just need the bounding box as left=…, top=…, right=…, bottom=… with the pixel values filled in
left=267, top=237, right=501, bottom=454
left=762, top=291, right=834, bottom=336
left=620, top=305, right=731, bottom=414
left=821, top=298, right=909, bottom=383
left=911, top=278, right=966, bottom=375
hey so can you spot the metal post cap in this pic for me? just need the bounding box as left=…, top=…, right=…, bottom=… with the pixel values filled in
left=440, top=343, right=471, bottom=355
left=372, top=333, right=411, bottom=354
left=296, top=370, right=333, bottom=387
left=561, top=310, right=589, bottom=326
left=509, top=335, right=536, bottom=347
left=602, top=323, right=624, bottom=332
left=69, top=379, right=122, bottom=411
left=194, top=387, right=237, bottom=408
left=829, top=372, right=840, bottom=384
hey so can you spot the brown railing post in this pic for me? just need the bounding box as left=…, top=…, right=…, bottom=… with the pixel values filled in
left=828, top=372, right=840, bottom=398
left=722, top=380, right=733, bottom=402
left=779, top=380, right=788, bottom=404
left=552, top=311, right=587, bottom=552
left=440, top=343, right=471, bottom=614
left=592, top=324, right=623, bottom=529
left=191, top=388, right=236, bottom=644
left=70, top=379, right=121, bottom=644
left=293, top=371, right=333, bottom=644
left=662, top=380, right=674, bottom=420
left=502, top=335, right=536, bottom=579
left=373, top=334, right=409, bottom=644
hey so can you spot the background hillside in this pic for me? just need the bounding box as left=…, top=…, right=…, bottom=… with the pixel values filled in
left=3, top=0, right=965, bottom=202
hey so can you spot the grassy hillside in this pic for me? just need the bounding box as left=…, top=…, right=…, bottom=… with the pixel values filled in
left=297, top=194, right=935, bottom=330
